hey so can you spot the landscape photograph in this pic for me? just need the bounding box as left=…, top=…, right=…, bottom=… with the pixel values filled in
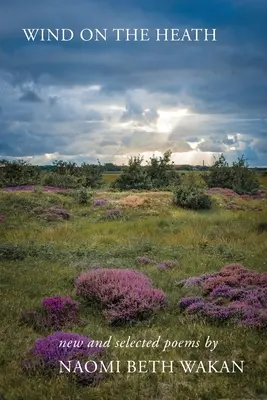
left=0, top=0, right=267, bottom=399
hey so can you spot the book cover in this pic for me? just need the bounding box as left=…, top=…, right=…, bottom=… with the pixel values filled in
left=0, top=1, right=266, bottom=399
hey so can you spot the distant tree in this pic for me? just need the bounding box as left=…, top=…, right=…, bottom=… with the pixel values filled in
left=203, top=154, right=259, bottom=194
left=111, top=155, right=152, bottom=190
left=52, top=160, right=78, bottom=176
left=112, top=150, right=180, bottom=190
left=146, top=150, right=180, bottom=189
left=79, top=161, right=104, bottom=188
left=103, top=163, right=122, bottom=172
left=0, top=159, right=40, bottom=186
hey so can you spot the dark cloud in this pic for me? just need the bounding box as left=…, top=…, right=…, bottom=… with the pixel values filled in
left=197, top=140, right=226, bottom=153
left=19, top=89, right=42, bottom=103
left=186, top=136, right=199, bottom=143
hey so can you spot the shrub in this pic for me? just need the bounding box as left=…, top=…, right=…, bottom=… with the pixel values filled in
left=22, top=331, right=104, bottom=385
left=41, top=172, right=80, bottom=189
left=173, top=185, right=212, bottom=210
left=0, top=159, right=40, bottom=186
left=145, top=150, right=180, bottom=189
left=0, top=243, right=26, bottom=260
left=73, top=187, right=93, bottom=205
left=99, top=209, right=123, bottom=221
left=111, top=151, right=179, bottom=190
left=203, top=154, right=259, bottom=195
left=256, top=222, right=267, bottom=233
left=75, top=268, right=167, bottom=324
left=79, top=162, right=104, bottom=188
left=21, top=295, right=79, bottom=331
left=111, top=155, right=152, bottom=190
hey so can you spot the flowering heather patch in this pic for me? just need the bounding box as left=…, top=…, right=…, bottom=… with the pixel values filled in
left=136, top=256, right=153, bottom=264
left=178, top=297, right=204, bottom=311
left=0, top=215, right=5, bottom=222
left=203, top=264, right=267, bottom=291
left=178, top=264, right=267, bottom=329
left=207, top=188, right=238, bottom=197
left=21, top=295, right=79, bottom=331
left=22, top=331, right=104, bottom=385
left=76, top=268, right=167, bottom=324
left=93, top=199, right=108, bottom=206
left=207, top=187, right=265, bottom=200
left=179, top=272, right=220, bottom=288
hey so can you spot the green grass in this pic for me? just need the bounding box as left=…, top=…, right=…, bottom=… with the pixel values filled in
left=0, top=189, right=267, bottom=400
left=103, top=173, right=120, bottom=184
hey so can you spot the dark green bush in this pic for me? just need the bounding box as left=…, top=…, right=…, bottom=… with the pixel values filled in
left=203, top=154, right=259, bottom=195
left=0, top=244, right=26, bottom=260
left=111, top=155, right=152, bottom=190
left=0, top=159, right=40, bottom=186
left=73, top=187, right=93, bottom=205
left=256, top=222, right=267, bottom=233
left=111, top=150, right=179, bottom=191
left=41, top=172, right=80, bottom=188
left=173, top=185, right=212, bottom=210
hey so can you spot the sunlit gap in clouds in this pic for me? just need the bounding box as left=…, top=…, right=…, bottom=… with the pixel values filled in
left=157, top=108, right=190, bottom=133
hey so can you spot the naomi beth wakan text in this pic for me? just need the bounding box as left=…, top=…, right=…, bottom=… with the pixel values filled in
left=59, top=359, right=244, bottom=374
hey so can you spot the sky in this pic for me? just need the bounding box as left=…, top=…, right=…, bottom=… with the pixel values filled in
left=0, top=0, right=266, bottom=166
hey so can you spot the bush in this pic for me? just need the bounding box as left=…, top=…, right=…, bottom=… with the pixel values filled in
left=0, top=243, right=26, bottom=260
left=111, top=155, right=152, bottom=190
left=73, top=187, right=93, bottom=205
left=75, top=268, right=167, bottom=324
left=41, top=172, right=80, bottom=189
left=79, top=162, right=104, bottom=188
left=0, top=159, right=40, bottom=186
left=257, top=222, right=267, bottom=233
left=99, top=209, right=124, bottom=221
left=145, top=151, right=180, bottom=189
left=203, top=154, right=259, bottom=195
left=52, top=160, right=104, bottom=189
left=111, top=150, right=180, bottom=190
left=173, top=185, right=212, bottom=210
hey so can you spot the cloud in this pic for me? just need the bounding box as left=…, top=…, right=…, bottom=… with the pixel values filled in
left=19, top=89, right=42, bottom=103
left=186, top=136, right=200, bottom=143
left=197, top=140, right=226, bottom=153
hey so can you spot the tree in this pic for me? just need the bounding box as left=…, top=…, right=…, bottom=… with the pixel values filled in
left=0, top=159, right=40, bottom=186
left=146, top=150, right=179, bottom=189
left=203, top=154, right=259, bottom=194
left=112, top=151, right=180, bottom=190
left=79, top=161, right=104, bottom=188
left=111, top=155, right=152, bottom=190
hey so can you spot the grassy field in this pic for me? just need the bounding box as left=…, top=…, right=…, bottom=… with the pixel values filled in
left=0, top=186, right=267, bottom=400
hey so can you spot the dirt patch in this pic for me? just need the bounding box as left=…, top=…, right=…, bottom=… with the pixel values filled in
left=119, top=195, right=148, bottom=207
